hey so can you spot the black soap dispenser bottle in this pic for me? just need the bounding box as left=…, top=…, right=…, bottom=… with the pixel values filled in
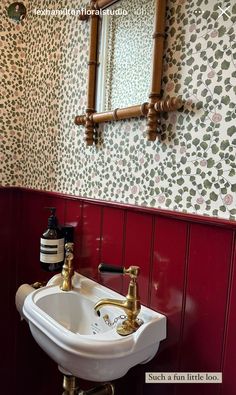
left=40, top=207, right=65, bottom=272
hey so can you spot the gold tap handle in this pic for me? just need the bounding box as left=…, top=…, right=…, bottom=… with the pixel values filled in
left=65, top=242, right=74, bottom=253
left=124, top=266, right=140, bottom=279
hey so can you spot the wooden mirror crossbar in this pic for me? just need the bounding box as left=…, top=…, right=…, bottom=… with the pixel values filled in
left=75, top=0, right=183, bottom=146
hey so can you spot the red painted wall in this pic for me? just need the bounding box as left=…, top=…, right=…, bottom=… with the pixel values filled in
left=0, top=188, right=15, bottom=392
left=1, top=187, right=236, bottom=395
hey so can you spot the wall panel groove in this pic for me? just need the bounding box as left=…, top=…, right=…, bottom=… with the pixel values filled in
left=98, top=206, right=104, bottom=266
left=147, top=216, right=156, bottom=307
left=121, top=210, right=128, bottom=295
left=176, top=224, right=233, bottom=395
left=100, top=206, right=125, bottom=292
left=221, top=232, right=236, bottom=395
left=124, top=212, right=153, bottom=305
left=220, top=231, right=236, bottom=371
left=176, top=223, right=191, bottom=372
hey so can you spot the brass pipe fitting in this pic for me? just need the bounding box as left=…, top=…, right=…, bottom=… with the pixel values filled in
left=60, top=243, right=74, bottom=292
left=62, top=375, right=114, bottom=395
left=80, top=383, right=115, bottom=395
left=63, top=375, right=79, bottom=395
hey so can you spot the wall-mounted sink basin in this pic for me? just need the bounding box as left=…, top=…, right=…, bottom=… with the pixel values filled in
left=21, top=273, right=166, bottom=382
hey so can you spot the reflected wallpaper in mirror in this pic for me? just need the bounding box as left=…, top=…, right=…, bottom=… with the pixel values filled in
left=97, top=0, right=155, bottom=111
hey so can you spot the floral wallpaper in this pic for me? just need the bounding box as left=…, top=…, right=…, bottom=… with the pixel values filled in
left=1, top=0, right=236, bottom=220
left=0, top=0, right=27, bottom=186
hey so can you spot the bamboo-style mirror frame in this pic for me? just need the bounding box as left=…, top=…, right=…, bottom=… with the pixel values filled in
left=75, top=0, right=183, bottom=146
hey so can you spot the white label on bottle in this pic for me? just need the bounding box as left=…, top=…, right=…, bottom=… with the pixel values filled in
left=40, top=238, right=65, bottom=264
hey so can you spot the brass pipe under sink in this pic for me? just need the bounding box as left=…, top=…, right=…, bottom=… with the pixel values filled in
left=62, top=375, right=114, bottom=395
left=63, top=375, right=79, bottom=395
left=80, top=383, right=115, bottom=395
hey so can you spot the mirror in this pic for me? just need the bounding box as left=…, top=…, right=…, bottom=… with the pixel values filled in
left=75, top=0, right=183, bottom=146
left=96, top=0, right=155, bottom=112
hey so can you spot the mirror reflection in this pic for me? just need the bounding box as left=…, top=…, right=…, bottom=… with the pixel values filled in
left=96, top=0, right=155, bottom=112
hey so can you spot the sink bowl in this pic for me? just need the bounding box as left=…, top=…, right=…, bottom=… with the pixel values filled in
left=22, top=273, right=166, bottom=382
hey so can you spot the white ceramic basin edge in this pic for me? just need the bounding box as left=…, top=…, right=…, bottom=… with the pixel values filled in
left=22, top=272, right=166, bottom=381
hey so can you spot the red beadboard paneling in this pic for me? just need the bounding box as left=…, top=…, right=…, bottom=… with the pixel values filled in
left=99, top=207, right=125, bottom=293
left=221, top=237, right=236, bottom=395
left=79, top=202, right=102, bottom=280
left=13, top=191, right=65, bottom=395
left=0, top=189, right=14, bottom=392
left=2, top=187, right=236, bottom=395
left=15, top=320, right=62, bottom=395
left=176, top=224, right=233, bottom=395
left=0, top=189, right=12, bottom=266
left=141, top=217, right=188, bottom=395
left=150, top=217, right=188, bottom=367
left=123, top=211, right=153, bottom=305
left=64, top=199, right=83, bottom=271
left=9, top=189, right=22, bottom=393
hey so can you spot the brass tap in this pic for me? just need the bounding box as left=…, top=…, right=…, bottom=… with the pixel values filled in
left=94, top=265, right=143, bottom=336
left=60, top=243, right=74, bottom=292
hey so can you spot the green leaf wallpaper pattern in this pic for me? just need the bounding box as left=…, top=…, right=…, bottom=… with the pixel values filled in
left=0, top=0, right=236, bottom=220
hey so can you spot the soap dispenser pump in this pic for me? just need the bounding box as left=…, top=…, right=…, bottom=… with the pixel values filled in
left=40, top=207, right=65, bottom=272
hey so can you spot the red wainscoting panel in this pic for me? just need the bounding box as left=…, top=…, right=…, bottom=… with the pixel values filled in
left=64, top=198, right=83, bottom=271
left=150, top=216, right=188, bottom=365
left=143, top=217, right=188, bottom=395
left=221, top=237, right=236, bottom=395
left=0, top=189, right=15, bottom=393
left=2, top=187, right=236, bottom=395
left=79, top=202, right=102, bottom=280
left=123, top=211, right=153, bottom=305
left=112, top=213, right=154, bottom=395
left=15, top=319, right=62, bottom=395
left=99, top=207, right=125, bottom=293
left=176, top=224, right=233, bottom=395
left=13, top=190, right=65, bottom=395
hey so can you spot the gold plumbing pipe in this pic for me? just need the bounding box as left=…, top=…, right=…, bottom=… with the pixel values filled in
left=62, top=375, right=114, bottom=395
left=80, top=383, right=115, bottom=395
left=62, top=375, right=79, bottom=395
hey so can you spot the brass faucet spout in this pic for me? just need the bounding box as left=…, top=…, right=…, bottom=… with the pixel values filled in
left=94, top=298, right=128, bottom=317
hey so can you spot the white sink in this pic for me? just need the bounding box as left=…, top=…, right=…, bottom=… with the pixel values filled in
left=22, top=273, right=166, bottom=382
